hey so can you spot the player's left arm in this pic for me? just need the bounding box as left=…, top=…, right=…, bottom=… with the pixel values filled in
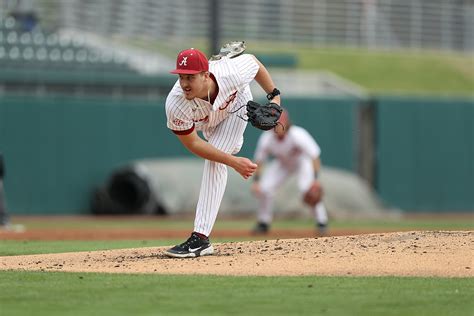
left=252, top=56, right=281, bottom=106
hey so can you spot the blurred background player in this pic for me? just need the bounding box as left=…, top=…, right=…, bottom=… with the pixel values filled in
left=164, top=46, right=281, bottom=258
left=251, top=109, right=329, bottom=236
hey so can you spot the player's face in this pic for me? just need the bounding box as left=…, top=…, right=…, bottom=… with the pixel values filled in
left=178, top=73, right=207, bottom=100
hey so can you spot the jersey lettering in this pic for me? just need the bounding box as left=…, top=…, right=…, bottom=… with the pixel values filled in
left=219, top=90, right=238, bottom=110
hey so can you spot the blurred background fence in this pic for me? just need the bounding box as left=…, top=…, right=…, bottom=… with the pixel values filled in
left=3, top=0, right=472, bottom=52
left=0, top=0, right=472, bottom=215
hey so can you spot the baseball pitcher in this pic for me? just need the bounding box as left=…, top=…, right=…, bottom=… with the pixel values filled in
left=164, top=42, right=282, bottom=258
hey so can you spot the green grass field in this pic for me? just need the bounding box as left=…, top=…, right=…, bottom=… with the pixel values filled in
left=286, top=46, right=473, bottom=96
left=1, top=271, right=472, bottom=316
left=7, top=215, right=474, bottom=230
left=1, top=216, right=473, bottom=315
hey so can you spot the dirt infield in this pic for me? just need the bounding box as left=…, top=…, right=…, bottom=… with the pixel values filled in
left=1, top=231, right=472, bottom=277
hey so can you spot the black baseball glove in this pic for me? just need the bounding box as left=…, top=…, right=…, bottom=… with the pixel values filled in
left=246, top=101, right=282, bottom=131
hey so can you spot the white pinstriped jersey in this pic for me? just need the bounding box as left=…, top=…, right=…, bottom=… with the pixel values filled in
left=165, top=54, right=259, bottom=139
left=254, top=126, right=321, bottom=168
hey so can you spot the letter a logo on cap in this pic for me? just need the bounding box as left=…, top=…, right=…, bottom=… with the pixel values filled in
left=170, top=48, right=209, bottom=74
left=179, top=56, right=188, bottom=66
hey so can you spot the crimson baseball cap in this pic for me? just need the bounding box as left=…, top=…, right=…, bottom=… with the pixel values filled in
left=170, top=48, right=209, bottom=74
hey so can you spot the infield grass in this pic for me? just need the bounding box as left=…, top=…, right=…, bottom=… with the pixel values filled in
left=0, top=271, right=472, bottom=316
left=0, top=240, right=175, bottom=256
left=12, top=215, right=474, bottom=230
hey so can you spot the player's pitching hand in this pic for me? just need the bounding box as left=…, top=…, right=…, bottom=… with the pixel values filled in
left=232, top=157, right=257, bottom=179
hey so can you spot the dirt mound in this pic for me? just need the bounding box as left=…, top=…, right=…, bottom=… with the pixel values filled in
left=1, top=231, right=472, bottom=277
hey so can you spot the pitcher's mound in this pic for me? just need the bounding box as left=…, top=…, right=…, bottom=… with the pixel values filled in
left=0, top=231, right=472, bottom=277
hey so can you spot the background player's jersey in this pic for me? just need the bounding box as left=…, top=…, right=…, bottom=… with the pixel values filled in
left=165, top=54, right=259, bottom=138
left=254, top=126, right=321, bottom=168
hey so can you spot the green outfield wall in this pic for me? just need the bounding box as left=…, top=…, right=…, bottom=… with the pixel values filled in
left=0, top=95, right=472, bottom=214
left=0, top=95, right=172, bottom=214
left=376, top=96, right=474, bottom=211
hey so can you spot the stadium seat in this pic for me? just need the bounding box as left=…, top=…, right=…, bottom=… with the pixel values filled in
left=0, top=15, right=170, bottom=97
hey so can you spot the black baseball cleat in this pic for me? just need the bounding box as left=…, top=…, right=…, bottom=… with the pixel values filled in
left=165, top=232, right=214, bottom=258
left=251, top=222, right=269, bottom=235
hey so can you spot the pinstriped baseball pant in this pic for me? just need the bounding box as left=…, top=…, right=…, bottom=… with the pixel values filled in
left=193, top=108, right=247, bottom=237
